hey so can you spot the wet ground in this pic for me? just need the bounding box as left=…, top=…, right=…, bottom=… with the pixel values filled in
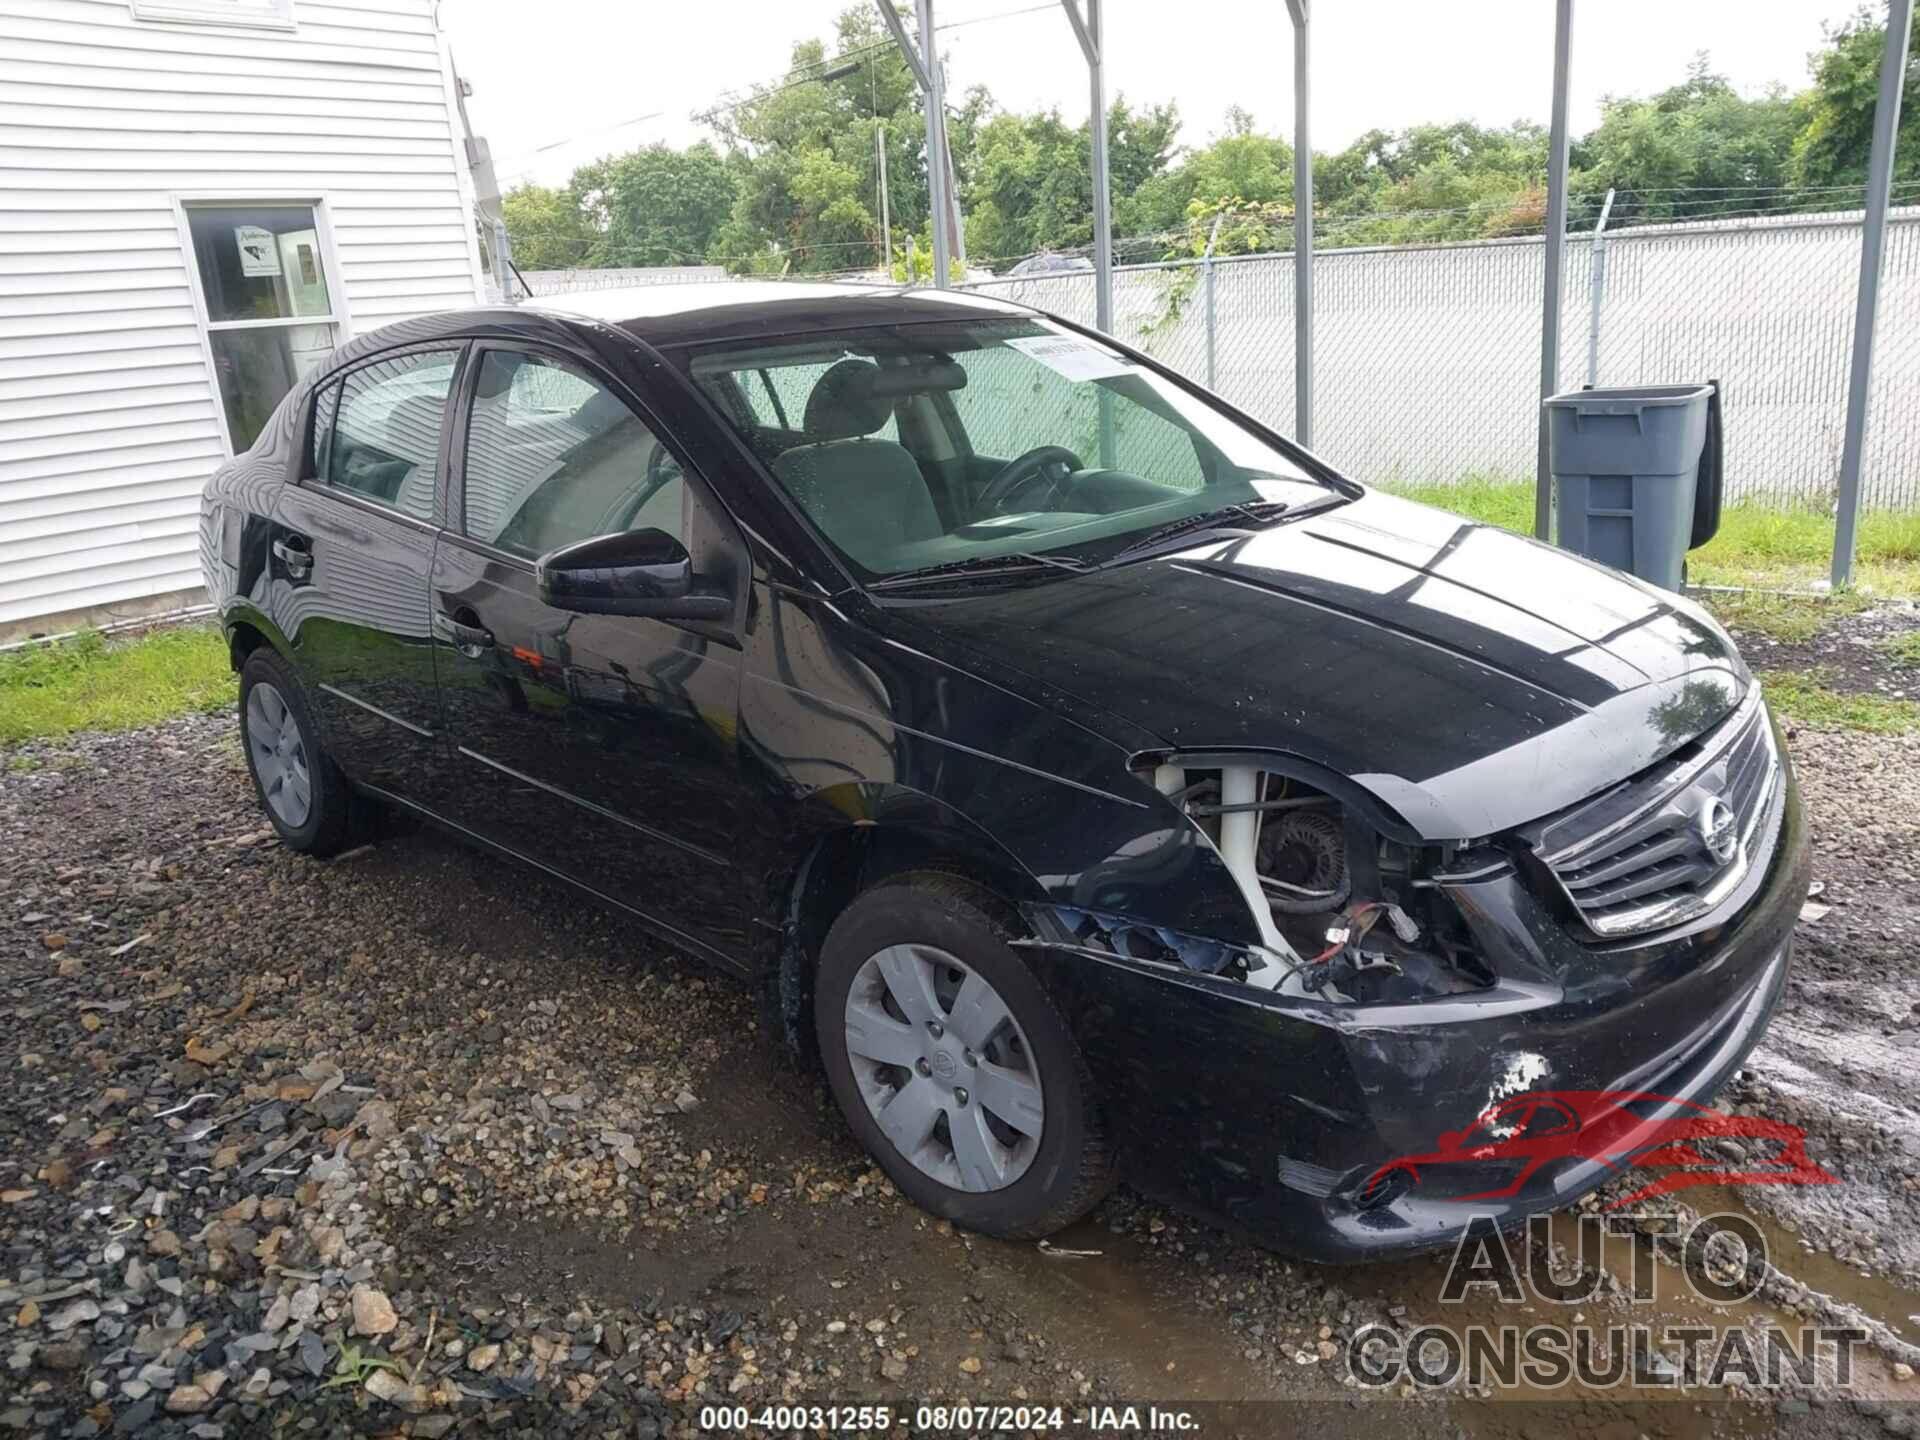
left=3, top=708, right=1919, bottom=1437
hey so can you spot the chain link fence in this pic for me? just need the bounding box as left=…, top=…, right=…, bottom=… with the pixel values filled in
left=962, top=207, right=1920, bottom=511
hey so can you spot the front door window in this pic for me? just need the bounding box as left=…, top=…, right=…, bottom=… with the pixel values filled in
left=184, top=203, right=342, bottom=452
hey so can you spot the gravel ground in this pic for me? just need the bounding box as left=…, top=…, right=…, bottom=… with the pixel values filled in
left=3, top=706, right=1917, bottom=1439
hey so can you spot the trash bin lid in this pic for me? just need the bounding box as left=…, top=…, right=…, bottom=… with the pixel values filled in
left=1543, top=384, right=1712, bottom=415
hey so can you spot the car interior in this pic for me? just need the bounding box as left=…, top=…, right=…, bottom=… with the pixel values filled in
left=693, top=335, right=1305, bottom=576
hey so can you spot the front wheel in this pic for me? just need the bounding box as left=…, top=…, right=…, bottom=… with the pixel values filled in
left=814, top=874, right=1113, bottom=1239
left=238, top=648, right=352, bottom=855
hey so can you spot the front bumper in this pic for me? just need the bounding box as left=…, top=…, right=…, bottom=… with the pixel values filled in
left=1020, top=750, right=1810, bottom=1263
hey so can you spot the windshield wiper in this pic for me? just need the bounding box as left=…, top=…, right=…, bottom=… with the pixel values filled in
left=1099, top=499, right=1295, bottom=568
left=866, top=551, right=1096, bottom=593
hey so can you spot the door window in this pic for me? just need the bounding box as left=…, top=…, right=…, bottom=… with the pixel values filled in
left=183, top=203, right=342, bottom=452
left=461, top=350, right=689, bottom=559
left=311, top=349, right=460, bottom=522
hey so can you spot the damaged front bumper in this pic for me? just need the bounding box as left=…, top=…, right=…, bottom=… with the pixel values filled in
left=1015, top=755, right=1810, bottom=1263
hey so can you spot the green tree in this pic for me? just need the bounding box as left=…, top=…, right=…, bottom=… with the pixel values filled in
left=1571, top=58, right=1800, bottom=224
left=1790, top=5, right=1920, bottom=193
left=500, top=183, right=593, bottom=270
left=570, top=142, right=738, bottom=267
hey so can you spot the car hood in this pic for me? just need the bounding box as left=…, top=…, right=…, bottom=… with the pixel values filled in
left=883, top=492, right=1748, bottom=839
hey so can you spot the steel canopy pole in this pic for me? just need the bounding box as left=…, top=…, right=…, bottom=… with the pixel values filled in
left=916, top=0, right=951, bottom=287
left=1832, top=0, right=1915, bottom=589
left=877, top=0, right=951, bottom=287
left=1535, top=0, right=1574, bottom=540
left=1060, top=0, right=1112, bottom=334
left=1285, top=0, right=1312, bottom=447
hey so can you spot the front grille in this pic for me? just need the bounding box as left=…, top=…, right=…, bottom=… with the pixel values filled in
left=1528, top=690, right=1780, bottom=938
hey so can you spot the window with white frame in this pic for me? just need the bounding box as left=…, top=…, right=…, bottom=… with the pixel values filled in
left=130, top=0, right=294, bottom=28
left=183, top=203, right=341, bottom=452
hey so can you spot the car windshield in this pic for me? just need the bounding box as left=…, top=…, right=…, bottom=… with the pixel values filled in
left=682, top=317, right=1339, bottom=584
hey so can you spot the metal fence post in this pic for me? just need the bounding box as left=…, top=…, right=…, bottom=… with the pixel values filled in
left=1832, top=0, right=1915, bottom=589
left=1586, top=187, right=1614, bottom=387
left=1203, top=214, right=1222, bottom=390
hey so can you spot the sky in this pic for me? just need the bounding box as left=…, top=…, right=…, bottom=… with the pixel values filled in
left=440, top=0, right=1868, bottom=192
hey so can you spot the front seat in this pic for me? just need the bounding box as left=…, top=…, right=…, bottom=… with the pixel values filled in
left=772, top=359, right=942, bottom=570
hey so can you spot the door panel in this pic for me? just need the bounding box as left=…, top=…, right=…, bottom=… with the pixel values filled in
left=268, top=345, right=463, bottom=802
left=429, top=345, right=753, bottom=961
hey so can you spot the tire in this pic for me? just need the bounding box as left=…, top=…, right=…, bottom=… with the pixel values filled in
left=815, top=873, right=1113, bottom=1240
left=238, top=648, right=352, bottom=856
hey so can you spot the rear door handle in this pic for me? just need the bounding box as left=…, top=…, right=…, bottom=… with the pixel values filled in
left=433, top=611, right=494, bottom=656
left=271, top=537, right=312, bottom=578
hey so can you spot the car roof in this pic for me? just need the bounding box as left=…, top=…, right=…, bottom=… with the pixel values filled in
left=523, top=280, right=1038, bottom=349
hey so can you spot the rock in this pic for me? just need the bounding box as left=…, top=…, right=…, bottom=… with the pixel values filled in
left=958, top=1356, right=983, bottom=1374
left=163, top=1384, right=213, bottom=1414
left=364, top=1369, right=429, bottom=1410
left=41, top=1339, right=88, bottom=1370
left=550, top=1091, right=586, bottom=1112
left=47, top=1299, right=100, bottom=1331
left=42, top=932, right=69, bottom=950
left=881, top=1357, right=909, bottom=1381
left=287, top=1283, right=320, bottom=1325
left=1898, top=1362, right=1915, bottom=1382
left=415, top=1416, right=457, bottom=1440
left=113, top=1397, right=157, bottom=1435
left=467, top=1343, right=500, bottom=1373
left=147, top=1230, right=181, bottom=1257
left=13, top=1303, right=37, bottom=1328
left=298, top=1330, right=327, bottom=1377
left=674, top=1089, right=701, bottom=1113
left=261, top=1294, right=290, bottom=1333
left=350, top=1285, right=397, bottom=1337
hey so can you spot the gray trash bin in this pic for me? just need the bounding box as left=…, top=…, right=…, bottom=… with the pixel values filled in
left=1543, top=384, right=1712, bottom=591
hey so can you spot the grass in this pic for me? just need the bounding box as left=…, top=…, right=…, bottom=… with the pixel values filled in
left=0, top=624, right=234, bottom=746
left=1380, top=477, right=1920, bottom=598
left=1697, top=588, right=1869, bottom=645
left=1757, top=668, right=1920, bottom=735
left=1882, top=630, right=1920, bottom=666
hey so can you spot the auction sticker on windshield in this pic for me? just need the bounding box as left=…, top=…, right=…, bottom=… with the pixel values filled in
left=1004, top=333, right=1134, bottom=382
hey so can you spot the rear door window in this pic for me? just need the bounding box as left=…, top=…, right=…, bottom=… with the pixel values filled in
left=314, top=349, right=461, bottom=522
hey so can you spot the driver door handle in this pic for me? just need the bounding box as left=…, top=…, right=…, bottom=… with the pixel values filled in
left=433, top=611, right=494, bottom=656
left=271, top=536, right=312, bottom=579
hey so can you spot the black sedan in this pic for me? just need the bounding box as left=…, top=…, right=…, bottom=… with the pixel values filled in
left=197, top=282, right=1808, bottom=1260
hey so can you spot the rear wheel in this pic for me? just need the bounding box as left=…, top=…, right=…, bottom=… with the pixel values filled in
left=239, top=648, right=351, bottom=856
left=815, top=874, right=1113, bottom=1239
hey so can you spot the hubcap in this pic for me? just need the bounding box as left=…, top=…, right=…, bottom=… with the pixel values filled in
left=244, top=681, right=312, bottom=829
left=844, top=944, right=1044, bottom=1193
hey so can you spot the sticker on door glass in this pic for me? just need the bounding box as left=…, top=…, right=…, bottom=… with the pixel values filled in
left=235, top=225, right=282, bottom=278
left=1004, top=334, right=1133, bottom=382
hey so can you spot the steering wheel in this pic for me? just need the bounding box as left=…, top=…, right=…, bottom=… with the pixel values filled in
left=977, top=445, right=1082, bottom=515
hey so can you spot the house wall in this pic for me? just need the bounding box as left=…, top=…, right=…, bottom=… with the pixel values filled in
left=0, top=0, right=486, bottom=636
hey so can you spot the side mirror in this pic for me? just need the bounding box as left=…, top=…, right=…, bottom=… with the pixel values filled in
left=537, top=527, right=732, bottom=621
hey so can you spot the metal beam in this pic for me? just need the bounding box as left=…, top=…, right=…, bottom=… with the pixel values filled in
left=1535, top=0, right=1574, bottom=541
left=882, top=0, right=954, bottom=287
left=1059, top=1, right=1111, bottom=335
left=873, top=1, right=930, bottom=93
left=1832, top=0, right=1915, bottom=589
left=1285, top=0, right=1312, bottom=446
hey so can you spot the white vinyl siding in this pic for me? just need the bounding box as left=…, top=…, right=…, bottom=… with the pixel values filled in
left=0, top=0, right=484, bottom=629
